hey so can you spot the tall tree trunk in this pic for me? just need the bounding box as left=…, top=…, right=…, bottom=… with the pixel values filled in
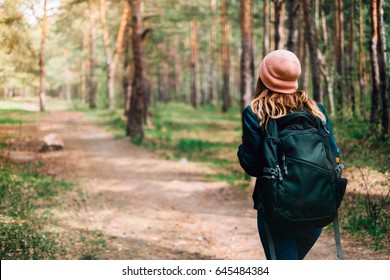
left=272, top=0, right=286, bottom=50
left=167, top=40, right=176, bottom=101
left=190, top=20, right=200, bottom=108
left=319, top=0, right=335, bottom=115
left=315, top=0, right=320, bottom=41
left=377, top=0, right=388, bottom=139
left=3, top=87, right=7, bottom=100
left=122, top=9, right=132, bottom=116
left=349, top=0, right=356, bottom=115
left=286, top=0, right=300, bottom=54
left=99, top=0, right=112, bottom=108
left=263, top=0, right=270, bottom=56
left=201, top=53, right=208, bottom=105
left=370, top=0, right=381, bottom=132
left=298, top=7, right=307, bottom=92
left=88, top=0, right=97, bottom=109
left=358, top=0, right=366, bottom=106
left=335, top=0, right=345, bottom=113
left=303, top=0, right=322, bottom=102
left=173, top=37, right=181, bottom=101
left=229, top=12, right=236, bottom=104
left=320, top=0, right=328, bottom=47
left=240, top=0, right=253, bottom=111
left=270, top=2, right=275, bottom=51
left=221, top=0, right=230, bottom=112
left=184, top=35, right=191, bottom=103
left=160, top=41, right=169, bottom=103
left=127, top=0, right=150, bottom=141
left=63, top=49, right=71, bottom=102
left=65, top=83, right=71, bottom=102
left=209, top=0, right=218, bottom=107
left=314, top=0, right=327, bottom=103
left=81, top=28, right=88, bottom=103
left=38, top=0, right=47, bottom=112
left=99, top=0, right=130, bottom=111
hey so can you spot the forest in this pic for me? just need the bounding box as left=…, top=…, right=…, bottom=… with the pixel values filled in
left=0, top=0, right=389, bottom=260
left=1, top=0, right=389, bottom=139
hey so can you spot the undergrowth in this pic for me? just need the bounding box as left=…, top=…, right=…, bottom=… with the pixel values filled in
left=0, top=156, right=74, bottom=259
left=332, top=115, right=389, bottom=251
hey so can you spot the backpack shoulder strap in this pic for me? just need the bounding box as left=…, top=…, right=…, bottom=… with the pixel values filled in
left=264, top=118, right=279, bottom=138
left=278, top=111, right=314, bottom=128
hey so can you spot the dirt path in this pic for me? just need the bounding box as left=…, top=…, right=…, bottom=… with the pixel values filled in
left=37, top=110, right=379, bottom=260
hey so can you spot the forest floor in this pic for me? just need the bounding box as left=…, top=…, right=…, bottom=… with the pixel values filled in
left=2, top=102, right=388, bottom=260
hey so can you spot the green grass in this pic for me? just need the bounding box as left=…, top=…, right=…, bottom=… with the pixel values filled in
left=0, top=160, right=75, bottom=259
left=332, top=114, right=390, bottom=173
left=342, top=192, right=389, bottom=250
left=144, top=103, right=241, bottom=161
left=0, top=219, right=59, bottom=260
left=0, top=109, right=39, bottom=123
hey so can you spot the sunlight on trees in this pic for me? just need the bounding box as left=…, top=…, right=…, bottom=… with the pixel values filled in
left=0, top=0, right=388, bottom=139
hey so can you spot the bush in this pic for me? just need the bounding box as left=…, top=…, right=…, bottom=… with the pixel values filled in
left=0, top=219, right=59, bottom=260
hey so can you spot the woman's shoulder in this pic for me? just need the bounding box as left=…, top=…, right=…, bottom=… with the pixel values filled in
left=243, top=105, right=256, bottom=116
left=315, top=103, right=331, bottom=118
left=242, top=105, right=261, bottom=127
left=316, top=102, right=325, bottom=111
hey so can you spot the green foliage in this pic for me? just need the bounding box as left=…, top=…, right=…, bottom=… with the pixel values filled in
left=0, top=118, right=23, bottom=124
left=0, top=114, right=34, bottom=124
left=330, top=115, right=389, bottom=250
left=0, top=108, right=39, bottom=115
left=0, top=154, right=111, bottom=259
left=0, top=0, right=38, bottom=90
left=0, top=161, right=74, bottom=259
left=77, top=230, right=109, bottom=260
left=332, top=115, right=390, bottom=173
left=342, top=192, right=389, bottom=250
left=0, top=219, right=59, bottom=260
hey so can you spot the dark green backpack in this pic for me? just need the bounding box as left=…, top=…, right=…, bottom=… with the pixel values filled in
left=260, top=111, right=348, bottom=228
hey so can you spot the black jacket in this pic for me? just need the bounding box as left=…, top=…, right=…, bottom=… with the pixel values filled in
left=237, top=104, right=340, bottom=210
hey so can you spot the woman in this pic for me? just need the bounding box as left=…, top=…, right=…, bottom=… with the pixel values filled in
left=237, top=50, right=340, bottom=260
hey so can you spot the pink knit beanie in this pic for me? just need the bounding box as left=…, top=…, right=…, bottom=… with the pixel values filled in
left=258, top=50, right=301, bottom=94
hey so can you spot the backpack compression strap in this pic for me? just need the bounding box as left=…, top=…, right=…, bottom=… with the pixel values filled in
left=333, top=211, right=344, bottom=259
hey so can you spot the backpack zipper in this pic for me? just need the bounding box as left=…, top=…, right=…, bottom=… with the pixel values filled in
left=287, top=156, right=329, bottom=175
left=276, top=165, right=283, bottom=181
left=282, top=154, right=288, bottom=175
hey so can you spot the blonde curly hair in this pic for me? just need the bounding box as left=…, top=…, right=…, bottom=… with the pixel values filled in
left=250, top=78, right=326, bottom=127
